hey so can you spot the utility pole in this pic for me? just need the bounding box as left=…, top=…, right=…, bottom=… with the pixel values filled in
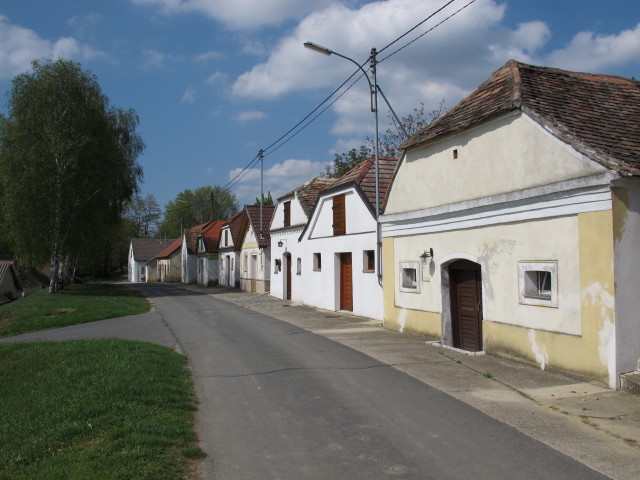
left=210, top=191, right=215, bottom=221
left=259, top=149, right=264, bottom=239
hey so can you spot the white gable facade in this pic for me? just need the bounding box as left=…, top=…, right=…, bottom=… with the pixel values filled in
left=300, top=185, right=382, bottom=320
left=270, top=193, right=308, bottom=301
left=218, top=226, right=239, bottom=288
left=240, top=222, right=271, bottom=293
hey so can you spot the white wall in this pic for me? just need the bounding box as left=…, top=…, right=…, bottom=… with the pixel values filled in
left=302, top=186, right=382, bottom=320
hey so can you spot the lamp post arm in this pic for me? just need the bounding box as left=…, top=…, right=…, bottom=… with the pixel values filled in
left=377, top=85, right=410, bottom=140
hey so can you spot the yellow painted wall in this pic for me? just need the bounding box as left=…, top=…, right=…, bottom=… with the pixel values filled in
left=384, top=210, right=617, bottom=386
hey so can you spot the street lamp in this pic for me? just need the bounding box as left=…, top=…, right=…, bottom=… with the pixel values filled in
left=304, top=41, right=383, bottom=282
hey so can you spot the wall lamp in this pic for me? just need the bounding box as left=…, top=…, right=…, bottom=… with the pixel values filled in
left=420, top=248, right=434, bottom=260
left=277, top=240, right=283, bottom=247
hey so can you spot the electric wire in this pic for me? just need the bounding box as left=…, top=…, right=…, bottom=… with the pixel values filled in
left=160, top=0, right=474, bottom=222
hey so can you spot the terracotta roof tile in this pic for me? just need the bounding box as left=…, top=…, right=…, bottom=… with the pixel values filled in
left=278, top=176, right=336, bottom=218
left=402, top=59, right=640, bottom=175
left=245, top=205, right=276, bottom=247
left=222, top=211, right=244, bottom=247
left=199, top=220, right=224, bottom=252
left=155, top=237, right=183, bottom=259
left=331, top=157, right=400, bottom=212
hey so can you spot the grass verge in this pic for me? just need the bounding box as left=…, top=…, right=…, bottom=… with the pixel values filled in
left=0, top=339, right=204, bottom=480
left=0, top=283, right=149, bottom=337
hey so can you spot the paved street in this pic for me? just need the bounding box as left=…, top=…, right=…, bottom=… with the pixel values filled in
left=3, top=282, right=623, bottom=479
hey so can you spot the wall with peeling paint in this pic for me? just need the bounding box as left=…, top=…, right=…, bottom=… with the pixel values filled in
left=380, top=108, right=629, bottom=388
left=612, top=183, right=640, bottom=383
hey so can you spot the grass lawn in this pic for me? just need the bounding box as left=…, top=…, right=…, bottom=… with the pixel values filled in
left=0, top=339, right=205, bottom=480
left=0, top=283, right=149, bottom=337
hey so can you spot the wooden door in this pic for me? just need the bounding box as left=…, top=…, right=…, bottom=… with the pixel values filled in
left=285, top=253, right=292, bottom=300
left=225, top=257, right=230, bottom=287
left=449, top=260, right=483, bottom=351
left=339, top=252, right=353, bottom=311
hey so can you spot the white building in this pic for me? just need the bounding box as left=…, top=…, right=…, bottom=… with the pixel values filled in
left=218, top=211, right=244, bottom=288
left=298, top=158, right=398, bottom=320
left=239, top=205, right=276, bottom=293
left=195, top=221, right=224, bottom=287
left=270, top=177, right=335, bottom=301
left=381, top=60, right=640, bottom=389
left=128, top=238, right=173, bottom=282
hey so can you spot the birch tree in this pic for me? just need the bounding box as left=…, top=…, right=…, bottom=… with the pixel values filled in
left=0, top=58, right=144, bottom=292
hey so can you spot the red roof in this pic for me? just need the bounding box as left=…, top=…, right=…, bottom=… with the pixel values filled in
left=221, top=211, right=244, bottom=248
left=155, top=237, right=183, bottom=259
left=330, top=157, right=400, bottom=213
left=403, top=59, right=640, bottom=176
left=198, top=220, right=224, bottom=252
left=244, top=205, right=276, bottom=247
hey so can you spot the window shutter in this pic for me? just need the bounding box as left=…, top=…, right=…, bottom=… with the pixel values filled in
left=284, top=201, right=291, bottom=227
left=332, top=194, right=346, bottom=235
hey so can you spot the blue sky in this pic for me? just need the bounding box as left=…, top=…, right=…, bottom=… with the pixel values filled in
left=0, top=0, right=639, bottom=210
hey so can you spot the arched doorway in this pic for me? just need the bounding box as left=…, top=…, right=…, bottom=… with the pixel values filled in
left=448, top=259, right=483, bottom=352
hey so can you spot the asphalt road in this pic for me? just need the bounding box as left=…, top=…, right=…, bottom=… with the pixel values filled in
left=2, top=283, right=609, bottom=479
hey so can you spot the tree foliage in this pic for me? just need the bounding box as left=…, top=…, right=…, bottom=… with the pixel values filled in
left=158, top=185, right=239, bottom=239
left=254, top=191, right=274, bottom=206
left=327, top=101, right=445, bottom=178
left=0, top=58, right=144, bottom=292
left=124, top=193, right=161, bottom=238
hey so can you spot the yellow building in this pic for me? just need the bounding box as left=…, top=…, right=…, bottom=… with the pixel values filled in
left=381, top=60, right=640, bottom=389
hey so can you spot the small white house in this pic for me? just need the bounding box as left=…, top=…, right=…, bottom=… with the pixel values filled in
left=270, top=177, right=335, bottom=301
left=128, top=238, right=174, bottom=282
left=195, top=221, right=224, bottom=287
left=239, top=205, right=276, bottom=293
left=298, top=158, right=399, bottom=320
left=182, top=222, right=210, bottom=284
left=218, top=211, right=244, bottom=288
left=155, top=237, right=183, bottom=283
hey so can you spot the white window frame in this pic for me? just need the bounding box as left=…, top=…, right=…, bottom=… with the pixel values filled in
left=518, top=261, right=558, bottom=308
left=399, top=261, right=420, bottom=293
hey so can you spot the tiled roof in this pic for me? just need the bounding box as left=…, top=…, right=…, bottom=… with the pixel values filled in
left=222, top=211, right=244, bottom=246
left=277, top=176, right=336, bottom=218
left=155, top=237, right=183, bottom=259
left=183, top=222, right=211, bottom=254
left=198, top=220, right=224, bottom=252
left=131, top=238, right=175, bottom=262
left=245, top=205, right=276, bottom=247
left=402, top=59, right=640, bottom=176
left=330, top=157, right=400, bottom=212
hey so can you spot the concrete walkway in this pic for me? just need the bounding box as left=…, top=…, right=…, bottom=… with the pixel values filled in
left=178, top=283, right=640, bottom=480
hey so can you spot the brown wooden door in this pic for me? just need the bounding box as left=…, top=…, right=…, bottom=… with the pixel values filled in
left=285, top=253, right=292, bottom=300
left=449, top=260, right=483, bottom=351
left=339, top=252, right=353, bottom=311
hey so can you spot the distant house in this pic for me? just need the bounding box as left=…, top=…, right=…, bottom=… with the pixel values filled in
left=128, top=238, right=174, bottom=282
left=182, top=223, right=210, bottom=284
left=270, top=177, right=335, bottom=301
left=218, top=212, right=244, bottom=288
left=0, top=261, right=23, bottom=304
left=298, top=157, right=399, bottom=320
left=155, top=237, right=183, bottom=283
left=381, top=60, right=640, bottom=389
left=239, top=205, right=276, bottom=293
left=194, top=221, right=224, bottom=287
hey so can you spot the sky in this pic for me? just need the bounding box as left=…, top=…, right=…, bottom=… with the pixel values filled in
left=0, top=0, right=639, bottom=212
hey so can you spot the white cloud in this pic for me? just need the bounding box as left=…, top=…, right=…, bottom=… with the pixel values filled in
left=545, top=23, right=640, bottom=73
left=194, top=50, right=223, bottom=63
left=234, top=110, right=267, bottom=123
left=131, top=0, right=335, bottom=30
left=206, top=71, right=228, bottom=84
left=230, top=0, right=640, bottom=150
left=229, top=158, right=329, bottom=204
left=141, top=48, right=168, bottom=69
left=0, top=15, right=104, bottom=79
left=180, top=87, right=196, bottom=104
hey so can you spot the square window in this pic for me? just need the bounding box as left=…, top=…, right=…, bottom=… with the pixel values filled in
left=363, top=250, right=375, bottom=272
left=399, top=261, right=420, bottom=293
left=313, top=253, right=322, bottom=271
left=518, top=261, right=558, bottom=307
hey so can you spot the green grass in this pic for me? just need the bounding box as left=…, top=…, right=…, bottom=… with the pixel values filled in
left=0, top=283, right=149, bottom=337
left=0, top=339, right=204, bottom=480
